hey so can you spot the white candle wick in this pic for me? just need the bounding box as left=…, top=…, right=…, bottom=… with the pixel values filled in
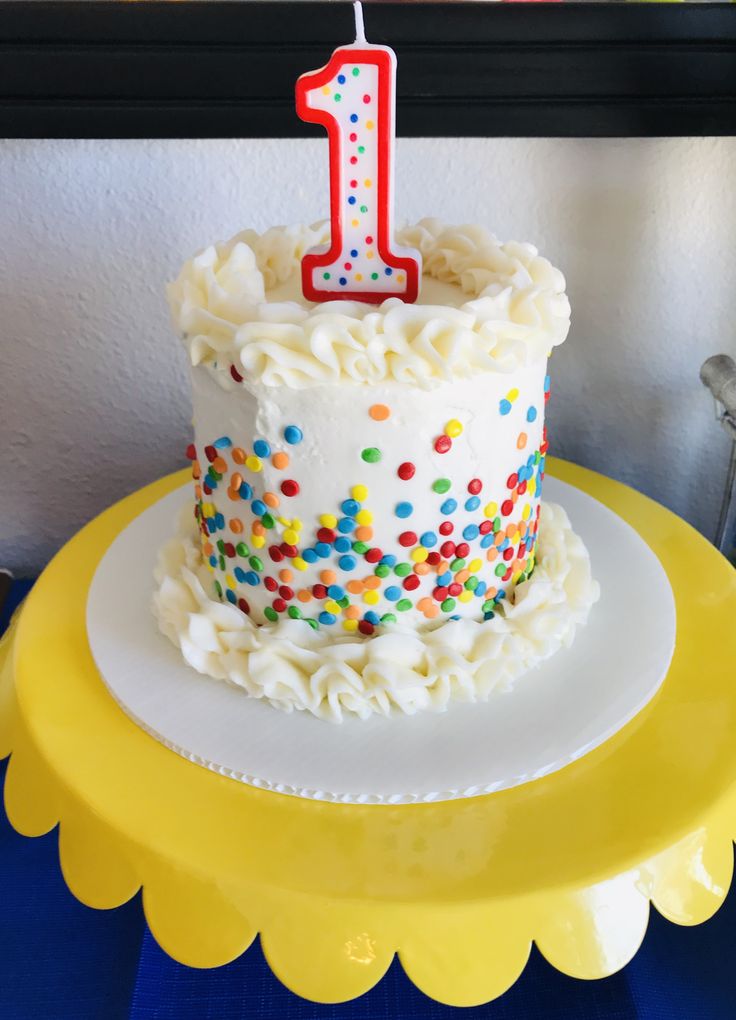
left=353, top=1, right=367, bottom=44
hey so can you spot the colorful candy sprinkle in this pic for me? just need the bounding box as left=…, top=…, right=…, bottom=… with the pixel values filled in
left=284, top=425, right=303, bottom=445
left=369, top=404, right=390, bottom=421
left=361, top=447, right=382, bottom=463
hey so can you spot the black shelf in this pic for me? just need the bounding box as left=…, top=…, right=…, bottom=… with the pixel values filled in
left=1, top=1, right=735, bottom=138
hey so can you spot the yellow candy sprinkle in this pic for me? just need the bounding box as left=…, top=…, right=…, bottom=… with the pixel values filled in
left=320, top=514, right=337, bottom=528
left=283, top=529, right=299, bottom=545
left=512, top=531, right=521, bottom=544
left=522, top=504, right=532, bottom=520
left=445, top=419, right=463, bottom=438
left=225, top=574, right=236, bottom=589
left=278, top=516, right=291, bottom=527
left=459, top=590, right=474, bottom=603
left=528, top=477, right=536, bottom=495
left=484, top=501, right=498, bottom=518
left=507, top=387, right=519, bottom=402
left=411, top=547, right=429, bottom=563
left=293, top=557, right=308, bottom=571
left=352, top=484, right=368, bottom=501
left=206, top=561, right=214, bottom=572
left=355, top=273, right=363, bottom=282
left=352, top=219, right=359, bottom=228
left=251, top=535, right=265, bottom=549
left=468, top=558, right=482, bottom=573
left=325, top=600, right=341, bottom=614
left=363, top=590, right=380, bottom=605
left=322, top=86, right=330, bottom=95
left=343, top=619, right=358, bottom=632
left=355, top=509, right=373, bottom=526
left=245, top=455, right=262, bottom=472
left=203, top=502, right=215, bottom=518
left=292, top=518, right=303, bottom=531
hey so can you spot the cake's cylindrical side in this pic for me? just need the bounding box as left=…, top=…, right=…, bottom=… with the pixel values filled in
left=188, top=362, right=549, bottom=633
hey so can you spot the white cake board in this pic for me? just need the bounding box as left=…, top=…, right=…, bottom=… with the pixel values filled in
left=86, top=478, right=676, bottom=804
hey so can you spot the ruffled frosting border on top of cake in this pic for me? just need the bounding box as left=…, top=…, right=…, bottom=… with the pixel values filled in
left=167, top=219, right=571, bottom=389
left=152, top=502, right=599, bottom=723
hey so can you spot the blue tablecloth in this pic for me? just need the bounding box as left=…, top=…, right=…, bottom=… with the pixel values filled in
left=1, top=580, right=735, bottom=1019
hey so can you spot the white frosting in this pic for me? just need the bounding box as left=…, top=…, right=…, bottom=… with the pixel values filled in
left=153, top=501, right=599, bottom=722
left=168, top=220, right=571, bottom=390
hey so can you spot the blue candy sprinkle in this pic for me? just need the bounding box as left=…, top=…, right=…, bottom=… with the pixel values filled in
left=251, top=500, right=267, bottom=517
left=438, top=571, right=453, bottom=587
left=253, top=439, right=270, bottom=458
left=303, top=549, right=318, bottom=563
left=328, top=584, right=345, bottom=600
left=499, top=399, right=512, bottom=416
left=465, top=496, right=481, bottom=512
left=234, top=567, right=247, bottom=583
left=315, top=542, right=331, bottom=558
left=339, top=277, right=347, bottom=286
left=338, top=517, right=356, bottom=534
left=420, top=531, right=437, bottom=548
left=341, top=499, right=360, bottom=516
left=350, top=113, right=358, bottom=123
left=527, top=406, right=537, bottom=423
left=480, top=534, right=494, bottom=549
left=239, top=482, right=252, bottom=500
left=338, top=555, right=357, bottom=571
left=319, top=611, right=337, bottom=626
left=226, top=589, right=236, bottom=604
left=364, top=611, right=380, bottom=626
left=209, top=555, right=218, bottom=568
left=395, top=502, right=413, bottom=519
left=207, top=479, right=218, bottom=490
left=244, top=571, right=260, bottom=587
left=215, top=513, right=225, bottom=529
left=380, top=554, right=397, bottom=567
left=337, top=74, right=346, bottom=84
left=348, top=196, right=356, bottom=205
left=450, top=615, right=461, bottom=621
left=475, top=581, right=487, bottom=597
left=384, top=586, right=401, bottom=602
left=334, top=537, right=352, bottom=553
left=213, top=436, right=232, bottom=448
left=463, top=524, right=480, bottom=541
left=497, top=589, right=507, bottom=600
left=440, top=498, right=457, bottom=515
left=350, top=249, right=358, bottom=258
left=544, top=375, right=551, bottom=391
left=206, top=517, right=216, bottom=532
left=385, top=267, right=393, bottom=276
left=283, top=425, right=303, bottom=445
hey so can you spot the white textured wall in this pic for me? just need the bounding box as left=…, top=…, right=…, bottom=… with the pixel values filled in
left=2, top=137, right=735, bottom=574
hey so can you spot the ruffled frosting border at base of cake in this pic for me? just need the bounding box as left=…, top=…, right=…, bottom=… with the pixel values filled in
left=152, top=502, right=600, bottom=723
left=167, top=219, right=571, bottom=389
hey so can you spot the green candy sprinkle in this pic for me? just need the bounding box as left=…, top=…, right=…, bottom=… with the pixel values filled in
left=482, top=599, right=495, bottom=613
left=352, top=541, right=369, bottom=554
left=394, top=562, right=412, bottom=577
left=375, top=564, right=390, bottom=578
left=264, top=607, right=278, bottom=622
left=432, top=478, right=451, bottom=494
left=493, top=517, right=502, bottom=533
left=361, top=447, right=382, bottom=463
left=214, top=580, right=223, bottom=598
left=352, top=67, right=360, bottom=76
left=380, top=613, right=397, bottom=624
left=287, top=606, right=302, bottom=619
left=236, top=542, right=249, bottom=557
left=338, top=596, right=350, bottom=609
left=371, top=272, right=379, bottom=280
left=306, top=618, right=319, bottom=631
left=323, top=272, right=331, bottom=280
left=495, top=563, right=507, bottom=577
left=396, top=599, right=413, bottom=612
left=218, top=555, right=225, bottom=570
left=465, top=576, right=479, bottom=591
left=261, top=513, right=276, bottom=529
left=450, top=557, right=466, bottom=572
left=441, top=597, right=456, bottom=613
left=334, top=93, right=342, bottom=102
left=217, top=539, right=225, bottom=553
left=248, top=556, right=263, bottom=572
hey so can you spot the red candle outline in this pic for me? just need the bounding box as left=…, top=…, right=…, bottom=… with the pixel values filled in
left=296, top=46, right=420, bottom=304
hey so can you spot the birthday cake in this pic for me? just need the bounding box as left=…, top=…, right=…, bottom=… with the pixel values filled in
left=154, top=218, right=599, bottom=720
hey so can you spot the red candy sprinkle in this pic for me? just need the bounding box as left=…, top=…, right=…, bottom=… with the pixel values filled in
left=507, top=472, right=518, bottom=489
left=503, top=548, right=514, bottom=561
left=518, top=543, right=527, bottom=557
left=364, top=548, right=383, bottom=563
left=426, top=551, right=441, bottom=566
left=185, top=443, right=196, bottom=460
left=479, top=520, right=493, bottom=534
left=468, top=478, right=482, bottom=494
left=280, top=544, right=298, bottom=558
left=238, top=598, right=250, bottom=614
left=312, top=584, right=328, bottom=599
left=358, top=620, right=375, bottom=636
left=448, top=582, right=463, bottom=597
left=403, top=575, right=420, bottom=591
left=518, top=480, right=527, bottom=496
left=273, top=598, right=287, bottom=613
left=264, top=576, right=278, bottom=592
left=397, top=462, right=415, bottom=480
left=224, top=542, right=235, bottom=558
left=230, top=364, right=244, bottom=383
left=433, top=586, right=449, bottom=601
left=280, top=479, right=300, bottom=497
left=440, top=540, right=456, bottom=558
left=317, top=527, right=336, bottom=544
left=501, top=499, right=514, bottom=516
left=279, top=585, right=294, bottom=600
left=268, top=545, right=283, bottom=562
left=399, top=531, right=417, bottom=547
left=204, top=445, right=217, bottom=463
left=203, top=482, right=212, bottom=495
left=455, top=542, right=470, bottom=558
left=439, top=521, right=453, bottom=536
left=434, top=435, right=452, bottom=454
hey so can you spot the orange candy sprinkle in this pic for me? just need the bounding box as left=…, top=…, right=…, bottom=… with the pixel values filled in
left=347, top=580, right=364, bottom=594
left=227, top=488, right=240, bottom=502
left=345, top=606, right=361, bottom=620
left=487, top=548, right=498, bottom=562
left=192, top=463, right=201, bottom=480
left=232, top=447, right=247, bottom=465
left=213, top=456, right=228, bottom=474
left=436, top=559, right=449, bottom=575
left=363, top=575, right=381, bottom=590
left=424, top=604, right=439, bottom=619
left=263, top=491, right=280, bottom=508
left=413, top=562, right=431, bottom=576
left=297, top=589, right=312, bottom=603
left=279, top=569, right=293, bottom=583
left=417, top=597, right=432, bottom=612
left=203, top=542, right=214, bottom=557
left=517, top=432, right=528, bottom=450
left=355, top=526, right=373, bottom=542
left=320, top=569, right=337, bottom=586
left=194, top=485, right=202, bottom=500
left=231, top=472, right=243, bottom=490
left=230, top=518, right=243, bottom=534
left=506, top=523, right=517, bottom=539
left=455, top=569, right=470, bottom=584
left=252, top=522, right=266, bottom=537
left=272, top=452, right=289, bottom=470
left=369, top=403, right=390, bottom=421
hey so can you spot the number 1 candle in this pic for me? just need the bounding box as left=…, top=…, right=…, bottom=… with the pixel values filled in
left=296, top=2, right=421, bottom=304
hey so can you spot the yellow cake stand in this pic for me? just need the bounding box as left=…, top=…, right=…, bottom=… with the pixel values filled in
left=1, top=459, right=735, bottom=1007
